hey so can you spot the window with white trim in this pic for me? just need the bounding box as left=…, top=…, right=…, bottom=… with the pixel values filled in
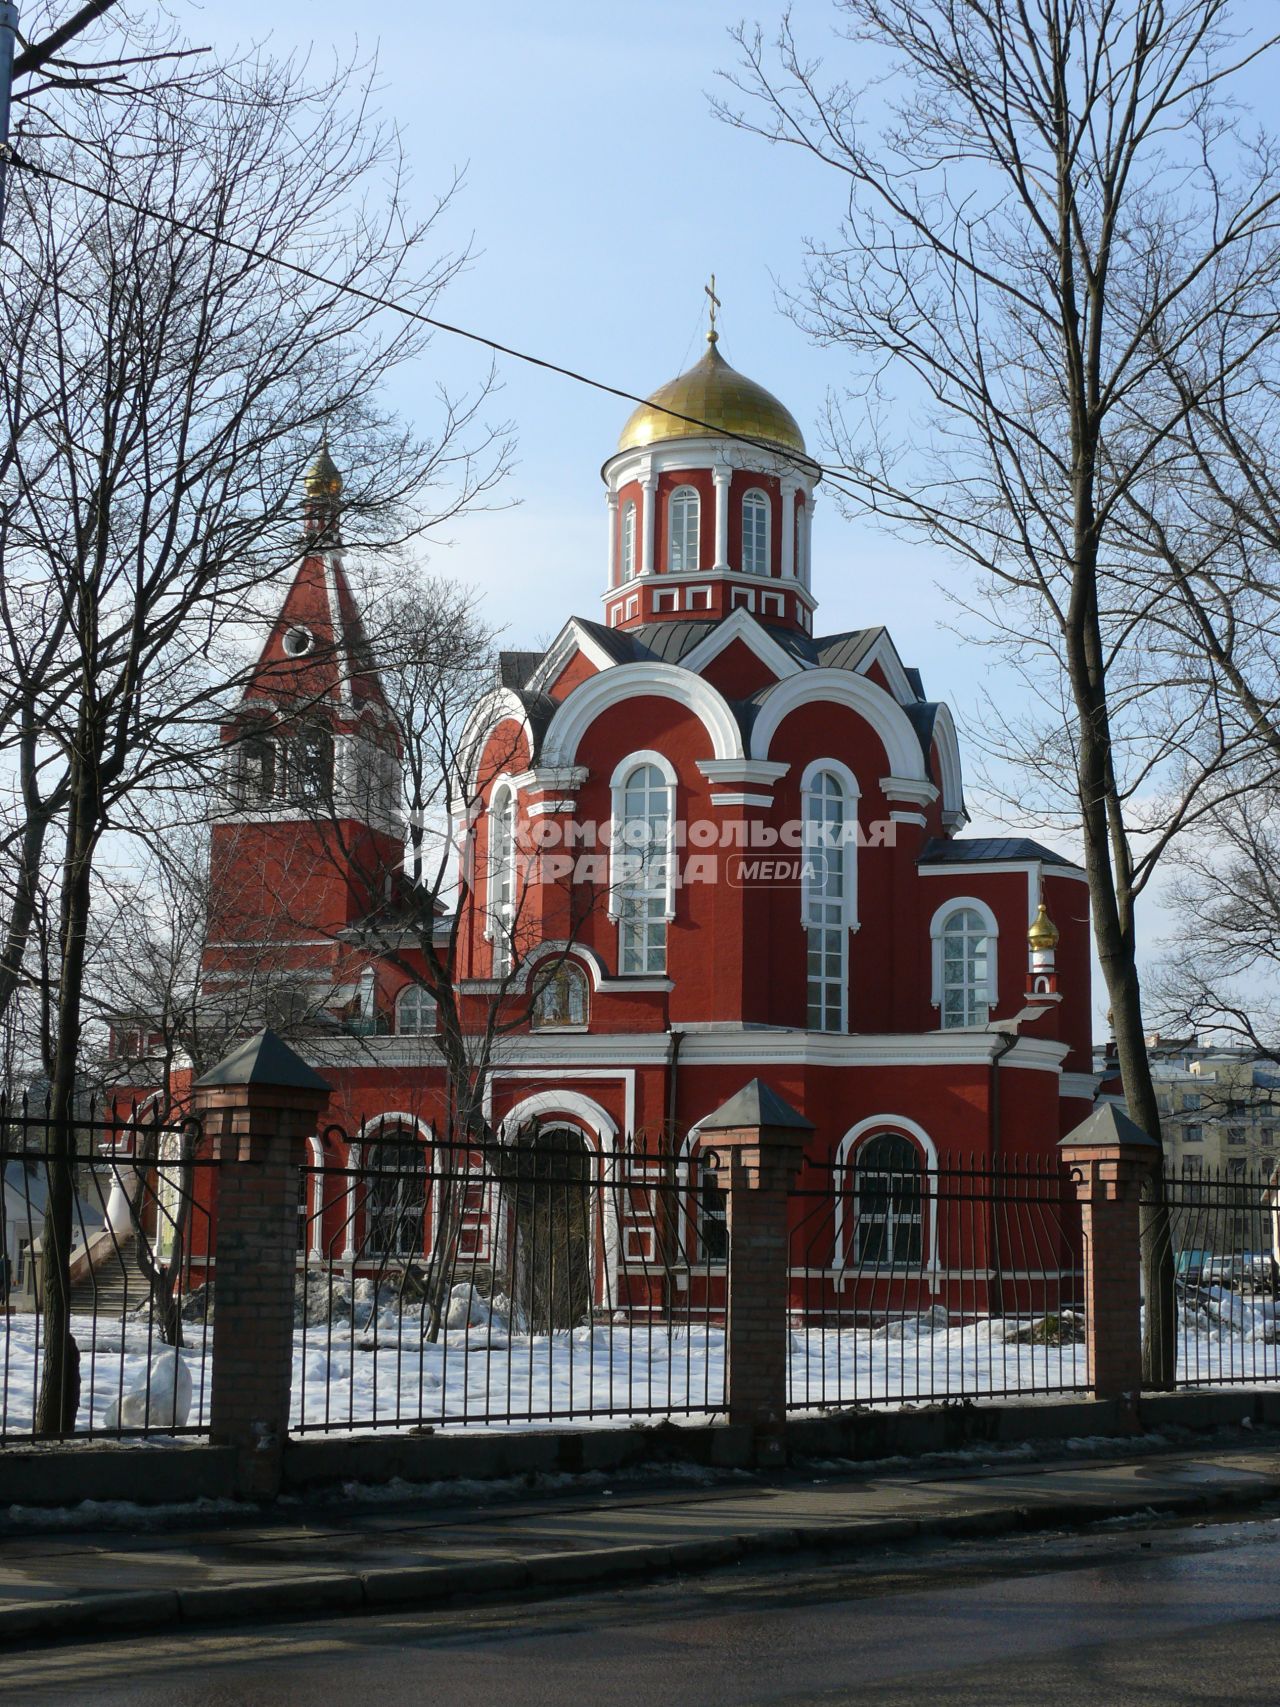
left=939, top=906, right=992, bottom=1028
left=802, top=767, right=854, bottom=1031
left=532, top=962, right=589, bottom=1029
left=621, top=500, right=637, bottom=581
left=742, top=488, right=769, bottom=575
left=489, top=783, right=517, bottom=976
left=396, top=983, right=436, bottom=1035
left=614, top=760, right=674, bottom=974
left=852, top=1133, right=923, bottom=1265
left=364, top=1130, right=428, bottom=1260
left=668, top=486, right=699, bottom=572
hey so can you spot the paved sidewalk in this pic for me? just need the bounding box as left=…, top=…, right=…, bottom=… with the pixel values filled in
left=3, top=1437, right=1280, bottom=1646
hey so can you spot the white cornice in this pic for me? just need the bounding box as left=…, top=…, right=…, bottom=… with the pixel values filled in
left=881, top=775, right=940, bottom=807
left=600, top=567, right=818, bottom=614
left=696, top=759, right=790, bottom=786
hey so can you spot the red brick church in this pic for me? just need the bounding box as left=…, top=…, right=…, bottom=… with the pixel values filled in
left=193, top=316, right=1095, bottom=1296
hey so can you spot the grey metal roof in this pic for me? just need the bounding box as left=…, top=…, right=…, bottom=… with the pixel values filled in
left=699, top=1077, right=815, bottom=1133
left=918, top=836, right=1079, bottom=868
left=193, top=1029, right=331, bottom=1092
left=1060, top=1102, right=1158, bottom=1150
left=498, top=650, right=543, bottom=690
left=812, top=627, right=883, bottom=674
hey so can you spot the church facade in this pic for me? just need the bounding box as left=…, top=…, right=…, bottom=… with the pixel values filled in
left=197, top=321, right=1096, bottom=1308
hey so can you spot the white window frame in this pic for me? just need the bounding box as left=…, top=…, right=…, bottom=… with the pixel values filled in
left=742, top=488, right=770, bottom=575
left=609, top=750, right=677, bottom=975
left=834, top=1116, right=940, bottom=1281
left=668, top=485, right=700, bottom=573
left=395, top=983, right=437, bottom=1035
left=929, top=896, right=999, bottom=1029
left=621, top=499, right=637, bottom=581
left=487, top=779, right=518, bottom=976
left=800, top=759, right=860, bottom=1033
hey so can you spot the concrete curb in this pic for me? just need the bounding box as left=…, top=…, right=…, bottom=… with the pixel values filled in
left=2, top=1466, right=1279, bottom=1649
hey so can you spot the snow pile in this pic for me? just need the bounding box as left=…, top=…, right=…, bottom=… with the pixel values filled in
left=102, top=1349, right=192, bottom=1430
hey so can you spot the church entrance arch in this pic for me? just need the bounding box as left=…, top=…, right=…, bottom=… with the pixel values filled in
left=504, top=1123, right=594, bottom=1333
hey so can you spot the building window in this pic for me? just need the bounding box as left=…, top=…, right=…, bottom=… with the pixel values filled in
left=286, top=725, right=334, bottom=805
left=396, top=984, right=436, bottom=1035
left=931, top=902, right=997, bottom=1029
left=742, top=489, right=769, bottom=575
left=1184, top=1124, right=1203, bottom=1144
left=1183, top=1092, right=1203, bottom=1111
left=621, top=500, right=637, bottom=581
left=852, top=1133, right=923, bottom=1266
left=489, top=783, right=517, bottom=976
left=298, top=1164, right=312, bottom=1254
left=802, top=765, right=856, bottom=1032
left=698, top=1164, right=727, bottom=1263
left=532, top=962, right=589, bottom=1029
left=1182, top=1155, right=1203, bottom=1176
left=234, top=733, right=276, bottom=805
left=364, top=1131, right=428, bottom=1261
left=795, top=502, right=806, bottom=581
left=1228, top=1126, right=1247, bottom=1147
left=668, top=486, right=700, bottom=572
left=612, top=756, right=674, bottom=974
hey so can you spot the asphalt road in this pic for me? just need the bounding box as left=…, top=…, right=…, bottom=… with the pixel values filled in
left=7, top=1511, right=1280, bottom=1705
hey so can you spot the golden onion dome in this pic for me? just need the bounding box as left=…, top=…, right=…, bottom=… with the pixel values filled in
left=1028, top=902, right=1060, bottom=952
left=304, top=440, right=343, bottom=500
left=617, top=334, right=807, bottom=457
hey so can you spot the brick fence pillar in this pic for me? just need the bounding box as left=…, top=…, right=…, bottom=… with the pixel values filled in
left=1059, top=1103, right=1159, bottom=1409
left=698, top=1079, right=812, bottom=1463
left=192, top=1030, right=330, bottom=1499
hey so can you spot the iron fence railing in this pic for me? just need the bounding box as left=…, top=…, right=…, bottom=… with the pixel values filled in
left=785, top=1155, right=1088, bottom=1409
left=293, top=1131, right=724, bottom=1432
left=1148, top=1163, right=1280, bottom=1390
left=0, top=1099, right=212, bottom=1443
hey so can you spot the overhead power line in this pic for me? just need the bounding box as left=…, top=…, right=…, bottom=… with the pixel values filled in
left=8, top=146, right=863, bottom=501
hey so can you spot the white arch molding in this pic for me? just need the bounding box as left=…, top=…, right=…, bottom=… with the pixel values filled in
left=343, top=1114, right=435, bottom=1262
left=750, top=670, right=928, bottom=781
left=496, top=1090, right=622, bottom=1298
left=833, top=1115, right=941, bottom=1293
left=541, top=662, right=744, bottom=768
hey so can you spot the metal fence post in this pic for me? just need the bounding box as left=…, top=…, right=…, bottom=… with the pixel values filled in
left=1060, top=1104, right=1159, bottom=1411
left=699, top=1079, right=812, bottom=1463
left=192, top=1030, right=330, bottom=1499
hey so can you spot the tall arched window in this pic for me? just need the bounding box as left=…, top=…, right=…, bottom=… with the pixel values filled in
left=668, top=486, right=700, bottom=572
left=489, top=783, right=517, bottom=976
left=802, top=763, right=857, bottom=1031
left=286, top=725, right=333, bottom=805
left=396, top=983, right=436, bottom=1035
left=363, top=1129, right=429, bottom=1261
left=234, top=732, right=276, bottom=805
left=621, top=500, right=637, bottom=581
left=852, top=1133, right=923, bottom=1265
left=612, top=756, right=674, bottom=974
left=931, top=902, right=996, bottom=1029
left=742, top=489, right=770, bottom=575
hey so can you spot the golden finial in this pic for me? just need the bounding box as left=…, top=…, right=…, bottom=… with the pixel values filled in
left=704, top=273, right=721, bottom=346
left=1028, top=901, right=1060, bottom=952
left=304, top=437, right=343, bottom=500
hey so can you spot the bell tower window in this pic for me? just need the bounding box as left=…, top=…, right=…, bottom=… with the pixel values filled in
left=621, top=500, right=637, bottom=581
left=668, top=487, right=700, bottom=572
left=742, top=489, right=769, bottom=575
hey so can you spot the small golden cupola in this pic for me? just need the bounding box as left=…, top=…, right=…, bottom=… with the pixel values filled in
left=303, top=439, right=343, bottom=537
left=1026, top=900, right=1061, bottom=1002
left=600, top=285, right=821, bottom=637
left=1027, top=902, right=1060, bottom=953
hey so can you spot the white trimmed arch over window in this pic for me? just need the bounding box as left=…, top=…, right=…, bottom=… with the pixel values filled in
left=621, top=500, right=637, bottom=581
left=532, top=961, right=589, bottom=1029
left=929, top=897, right=998, bottom=1029
left=668, top=486, right=700, bottom=572
left=610, top=751, right=676, bottom=975
left=834, top=1117, right=939, bottom=1276
left=801, top=759, right=860, bottom=1033
left=742, top=488, right=770, bottom=576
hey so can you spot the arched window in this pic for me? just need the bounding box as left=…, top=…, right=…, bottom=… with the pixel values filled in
left=532, top=962, right=589, bottom=1029
left=931, top=902, right=996, bottom=1029
left=802, top=764, right=857, bottom=1031
left=852, top=1133, right=923, bottom=1265
left=286, top=725, right=334, bottom=805
left=234, top=733, right=275, bottom=805
left=488, top=782, right=517, bottom=976
left=742, top=489, right=770, bottom=575
left=668, top=486, right=700, bottom=572
left=612, top=755, right=675, bottom=974
left=364, top=1129, right=429, bottom=1261
left=621, top=500, right=637, bottom=581
left=396, top=983, right=436, bottom=1035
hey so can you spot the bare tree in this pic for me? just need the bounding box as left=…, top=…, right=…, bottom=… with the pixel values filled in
left=717, top=0, right=1280, bottom=1383
left=0, top=36, right=507, bottom=1431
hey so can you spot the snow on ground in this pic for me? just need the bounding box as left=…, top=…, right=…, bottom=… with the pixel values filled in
left=3, top=1299, right=1280, bottom=1437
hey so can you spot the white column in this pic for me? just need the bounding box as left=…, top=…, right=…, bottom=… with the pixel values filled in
left=712, top=464, right=732, bottom=571
left=781, top=484, right=797, bottom=578
left=803, top=491, right=816, bottom=588
left=606, top=490, right=619, bottom=587
left=641, top=474, right=657, bottom=576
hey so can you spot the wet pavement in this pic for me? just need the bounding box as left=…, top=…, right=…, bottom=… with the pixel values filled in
left=6, top=1507, right=1280, bottom=1703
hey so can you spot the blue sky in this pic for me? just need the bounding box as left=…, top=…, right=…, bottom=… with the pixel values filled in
left=192, top=0, right=1279, bottom=1026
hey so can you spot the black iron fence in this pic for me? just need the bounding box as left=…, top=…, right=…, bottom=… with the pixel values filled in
left=293, top=1130, right=724, bottom=1431
left=0, top=1098, right=212, bottom=1444
left=786, top=1155, right=1088, bottom=1409
left=1148, top=1163, right=1280, bottom=1390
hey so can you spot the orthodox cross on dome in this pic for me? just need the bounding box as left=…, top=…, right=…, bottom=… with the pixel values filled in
left=704, top=273, right=721, bottom=345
